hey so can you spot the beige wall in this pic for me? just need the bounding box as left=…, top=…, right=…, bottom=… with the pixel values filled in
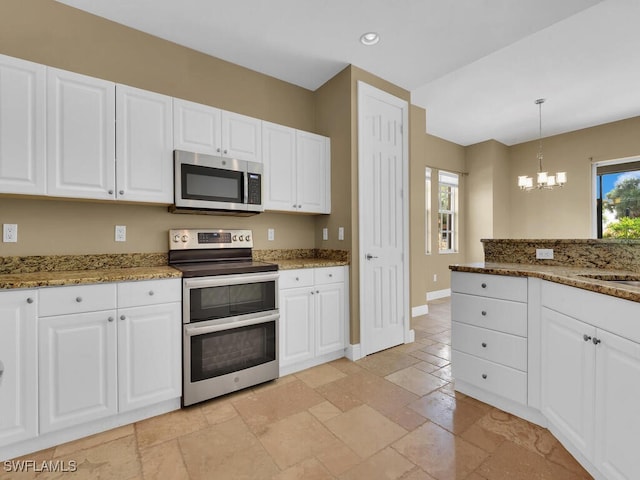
left=507, top=116, right=640, bottom=239
left=0, top=0, right=325, bottom=257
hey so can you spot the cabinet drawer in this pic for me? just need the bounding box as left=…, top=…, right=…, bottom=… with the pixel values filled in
left=452, top=321, right=527, bottom=371
left=39, top=284, right=117, bottom=317
left=117, top=278, right=181, bottom=308
left=279, top=269, right=314, bottom=289
left=452, top=272, right=527, bottom=302
left=452, top=350, right=527, bottom=405
left=451, top=292, right=527, bottom=337
left=314, top=266, right=345, bottom=285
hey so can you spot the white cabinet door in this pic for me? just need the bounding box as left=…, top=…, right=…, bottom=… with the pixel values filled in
left=279, top=288, right=314, bottom=367
left=541, top=307, right=595, bottom=459
left=315, top=282, right=345, bottom=356
left=594, top=329, right=640, bottom=480
left=0, top=290, right=37, bottom=447
left=0, top=54, right=46, bottom=195
left=296, top=130, right=329, bottom=213
left=117, top=303, right=181, bottom=412
left=47, top=68, right=116, bottom=200
left=173, top=98, right=222, bottom=155
left=262, top=121, right=297, bottom=212
left=116, top=85, right=173, bottom=203
left=39, top=310, right=118, bottom=433
left=221, top=111, right=262, bottom=163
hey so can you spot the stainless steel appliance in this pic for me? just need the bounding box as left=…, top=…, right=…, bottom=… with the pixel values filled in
left=171, top=150, right=263, bottom=216
left=169, top=229, right=278, bottom=406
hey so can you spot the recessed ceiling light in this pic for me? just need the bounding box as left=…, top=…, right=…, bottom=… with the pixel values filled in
left=360, top=32, right=380, bottom=46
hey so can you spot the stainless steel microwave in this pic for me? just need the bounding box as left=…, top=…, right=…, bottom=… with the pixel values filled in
left=172, top=150, right=263, bottom=216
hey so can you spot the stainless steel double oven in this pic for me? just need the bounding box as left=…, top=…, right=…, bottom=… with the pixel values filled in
left=169, top=229, right=279, bottom=406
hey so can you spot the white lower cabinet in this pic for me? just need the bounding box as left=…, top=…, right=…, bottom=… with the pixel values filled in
left=541, top=281, right=640, bottom=480
left=37, top=279, right=181, bottom=434
left=279, top=266, right=347, bottom=374
left=0, top=290, right=38, bottom=447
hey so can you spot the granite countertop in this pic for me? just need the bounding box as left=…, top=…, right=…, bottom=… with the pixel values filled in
left=450, top=262, right=640, bottom=303
left=254, top=249, right=350, bottom=271
left=272, top=257, right=350, bottom=270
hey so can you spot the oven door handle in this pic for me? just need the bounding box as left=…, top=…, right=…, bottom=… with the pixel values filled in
left=183, top=272, right=280, bottom=289
left=184, top=313, right=279, bottom=337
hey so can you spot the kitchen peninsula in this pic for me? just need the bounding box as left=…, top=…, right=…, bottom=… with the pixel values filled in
left=450, top=238, right=640, bottom=480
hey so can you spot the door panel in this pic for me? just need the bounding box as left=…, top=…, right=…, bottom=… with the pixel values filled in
left=359, top=82, right=407, bottom=355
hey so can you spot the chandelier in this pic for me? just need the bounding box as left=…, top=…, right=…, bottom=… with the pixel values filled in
left=518, top=98, right=567, bottom=190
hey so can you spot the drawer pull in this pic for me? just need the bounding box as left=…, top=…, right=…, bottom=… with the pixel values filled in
left=482, top=342, right=487, bottom=348
left=329, top=273, right=333, bottom=277
left=26, top=297, right=34, bottom=304
left=120, top=315, right=126, bottom=321
left=149, top=290, right=155, bottom=296
left=481, top=283, right=487, bottom=288
left=481, top=310, right=487, bottom=316
left=592, top=337, right=601, bottom=345
left=0, top=360, right=4, bottom=379
left=482, top=373, right=488, bottom=379
left=295, top=277, right=299, bottom=281
left=583, top=334, right=592, bottom=342
left=76, top=297, right=83, bottom=303
left=108, top=316, right=114, bottom=322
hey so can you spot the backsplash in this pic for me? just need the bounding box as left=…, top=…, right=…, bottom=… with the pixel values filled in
left=482, top=239, right=640, bottom=272
left=0, top=253, right=168, bottom=275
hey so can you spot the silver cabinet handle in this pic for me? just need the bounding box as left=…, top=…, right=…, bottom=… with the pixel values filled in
left=26, top=297, right=34, bottom=304
left=76, top=297, right=82, bottom=303
left=592, top=337, right=601, bottom=345
left=482, top=374, right=488, bottom=379
left=583, top=334, right=592, bottom=342
left=481, top=311, right=487, bottom=316
left=481, top=342, right=487, bottom=348
left=223, top=149, right=228, bottom=154
left=108, top=317, right=114, bottom=322
left=108, top=190, right=114, bottom=195
left=295, top=277, right=299, bottom=281
left=119, top=190, right=124, bottom=195
left=216, top=148, right=221, bottom=153
left=148, top=290, right=155, bottom=296
left=481, top=283, right=487, bottom=288
left=0, top=360, right=4, bottom=379
left=120, top=315, right=126, bottom=321
left=365, top=254, right=378, bottom=260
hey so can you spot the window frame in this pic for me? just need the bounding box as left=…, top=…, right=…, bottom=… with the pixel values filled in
left=438, top=170, right=459, bottom=254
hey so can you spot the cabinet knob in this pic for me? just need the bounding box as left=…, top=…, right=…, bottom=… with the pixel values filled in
left=119, top=190, right=124, bottom=195
left=481, top=283, right=487, bottom=288
left=310, top=291, right=315, bottom=295
left=329, top=274, right=333, bottom=277
left=223, top=149, right=228, bottom=154
left=298, top=204, right=302, bottom=208
left=592, top=337, right=601, bottom=345
left=481, top=310, right=487, bottom=316
left=482, top=374, right=488, bottom=379
left=583, top=334, right=592, bottom=342
left=292, top=204, right=297, bottom=208
left=76, top=297, right=82, bottom=303
left=120, top=315, right=126, bottom=321
left=0, top=360, right=4, bottom=379
left=108, top=316, right=114, bottom=322
left=482, top=342, right=487, bottom=348
left=149, top=290, right=155, bottom=296
left=295, top=277, right=299, bottom=281
left=26, top=297, right=34, bottom=304
left=108, top=190, right=114, bottom=195
left=316, top=290, right=320, bottom=294
left=216, top=148, right=221, bottom=153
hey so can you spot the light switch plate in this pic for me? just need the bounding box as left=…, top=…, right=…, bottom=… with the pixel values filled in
left=3, top=224, right=17, bottom=243
left=267, top=228, right=275, bottom=241
left=338, top=227, right=344, bottom=241
left=115, top=225, right=127, bottom=242
left=322, top=228, right=328, bottom=240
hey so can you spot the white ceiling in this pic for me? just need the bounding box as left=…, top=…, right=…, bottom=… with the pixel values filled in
left=55, top=0, right=640, bottom=146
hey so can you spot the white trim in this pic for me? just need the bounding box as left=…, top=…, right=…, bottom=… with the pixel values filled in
left=427, top=289, right=451, bottom=301
left=346, top=343, right=362, bottom=361
left=412, top=304, right=429, bottom=317
left=357, top=81, right=409, bottom=357
left=279, top=350, right=346, bottom=377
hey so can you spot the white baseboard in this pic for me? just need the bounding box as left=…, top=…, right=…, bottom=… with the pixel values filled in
left=427, top=288, right=451, bottom=301
left=346, top=343, right=362, bottom=361
left=411, top=304, right=429, bottom=317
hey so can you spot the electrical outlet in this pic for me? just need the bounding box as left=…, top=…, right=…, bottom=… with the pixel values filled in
left=322, top=228, right=328, bottom=241
left=115, top=225, right=127, bottom=242
left=433, top=274, right=437, bottom=282
left=267, top=228, right=275, bottom=241
left=536, top=248, right=554, bottom=259
left=3, top=224, right=18, bottom=243
left=338, top=227, right=344, bottom=241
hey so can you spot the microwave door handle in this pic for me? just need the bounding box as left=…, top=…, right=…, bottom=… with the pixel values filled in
left=185, top=313, right=279, bottom=337
left=243, top=170, right=249, bottom=205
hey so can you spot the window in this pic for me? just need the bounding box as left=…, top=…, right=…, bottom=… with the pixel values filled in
left=425, top=167, right=432, bottom=254
left=595, top=158, right=640, bottom=238
left=438, top=171, right=458, bottom=253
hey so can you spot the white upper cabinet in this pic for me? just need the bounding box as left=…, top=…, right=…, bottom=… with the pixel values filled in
left=116, top=84, right=173, bottom=203
left=0, top=54, right=46, bottom=196
left=173, top=99, right=262, bottom=163
left=262, top=121, right=297, bottom=212
left=262, top=122, right=330, bottom=214
left=47, top=68, right=116, bottom=200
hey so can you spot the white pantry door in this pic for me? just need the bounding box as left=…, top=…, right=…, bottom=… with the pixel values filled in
left=358, top=82, right=409, bottom=356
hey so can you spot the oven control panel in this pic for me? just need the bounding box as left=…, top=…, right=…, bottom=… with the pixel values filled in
left=169, top=229, right=253, bottom=249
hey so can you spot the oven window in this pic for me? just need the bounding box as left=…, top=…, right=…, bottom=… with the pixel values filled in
left=182, top=164, right=243, bottom=203
left=190, top=280, right=276, bottom=322
left=190, top=321, right=276, bottom=381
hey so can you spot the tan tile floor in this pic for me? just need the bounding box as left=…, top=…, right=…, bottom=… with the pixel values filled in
left=2, top=298, right=594, bottom=479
